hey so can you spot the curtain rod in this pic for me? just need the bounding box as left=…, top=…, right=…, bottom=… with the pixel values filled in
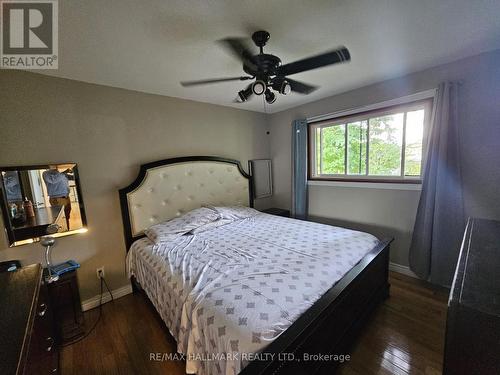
left=306, top=88, right=437, bottom=124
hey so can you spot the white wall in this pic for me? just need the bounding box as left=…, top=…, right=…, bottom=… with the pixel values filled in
left=308, top=184, right=420, bottom=266
left=268, top=49, right=500, bottom=267
left=0, top=71, right=271, bottom=301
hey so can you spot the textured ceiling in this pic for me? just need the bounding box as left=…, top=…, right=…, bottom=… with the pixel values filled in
left=39, top=0, right=500, bottom=113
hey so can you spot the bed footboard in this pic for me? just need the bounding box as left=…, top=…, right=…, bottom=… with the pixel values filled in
left=240, top=238, right=392, bottom=375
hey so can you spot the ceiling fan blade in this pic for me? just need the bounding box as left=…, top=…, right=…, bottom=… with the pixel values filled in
left=277, top=46, right=350, bottom=76
left=218, top=38, right=258, bottom=71
left=180, top=76, right=252, bottom=87
left=286, top=78, right=318, bottom=94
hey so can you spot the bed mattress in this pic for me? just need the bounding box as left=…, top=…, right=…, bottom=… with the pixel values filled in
left=126, top=213, right=378, bottom=375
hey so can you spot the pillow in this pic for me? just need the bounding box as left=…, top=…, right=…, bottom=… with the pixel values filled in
left=207, top=205, right=260, bottom=221
left=144, top=207, right=220, bottom=243
left=190, top=219, right=232, bottom=234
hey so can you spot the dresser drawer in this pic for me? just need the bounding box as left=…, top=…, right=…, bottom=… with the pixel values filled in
left=0, top=264, right=59, bottom=375
left=25, top=283, right=58, bottom=375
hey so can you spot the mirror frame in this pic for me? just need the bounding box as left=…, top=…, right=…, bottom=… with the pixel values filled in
left=0, top=163, right=88, bottom=247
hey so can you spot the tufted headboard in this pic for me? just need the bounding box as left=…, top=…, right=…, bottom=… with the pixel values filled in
left=119, top=156, right=253, bottom=249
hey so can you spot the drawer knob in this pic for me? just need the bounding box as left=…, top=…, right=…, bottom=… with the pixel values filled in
left=38, top=303, right=48, bottom=317
left=46, top=336, right=54, bottom=352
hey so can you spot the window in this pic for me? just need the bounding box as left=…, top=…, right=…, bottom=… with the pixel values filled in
left=309, top=100, right=432, bottom=182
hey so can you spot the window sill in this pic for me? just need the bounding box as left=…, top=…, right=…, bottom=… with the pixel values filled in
left=308, top=179, right=422, bottom=191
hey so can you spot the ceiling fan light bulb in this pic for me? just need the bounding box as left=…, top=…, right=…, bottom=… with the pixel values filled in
left=265, top=90, right=276, bottom=104
left=238, top=90, right=247, bottom=102
left=252, top=80, right=266, bottom=95
left=281, top=81, right=292, bottom=95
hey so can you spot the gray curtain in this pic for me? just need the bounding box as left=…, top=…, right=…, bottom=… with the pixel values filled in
left=292, top=119, right=308, bottom=219
left=409, top=82, right=465, bottom=287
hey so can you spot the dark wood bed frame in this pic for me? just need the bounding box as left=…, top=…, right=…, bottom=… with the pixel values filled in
left=119, top=156, right=392, bottom=375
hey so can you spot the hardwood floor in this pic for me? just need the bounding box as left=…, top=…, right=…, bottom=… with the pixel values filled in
left=60, top=272, right=448, bottom=375
left=337, top=272, right=448, bottom=375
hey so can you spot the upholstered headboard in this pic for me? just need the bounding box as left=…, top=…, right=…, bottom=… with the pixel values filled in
left=119, top=156, right=253, bottom=249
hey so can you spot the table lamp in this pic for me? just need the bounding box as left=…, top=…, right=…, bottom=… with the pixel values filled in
left=41, top=223, right=60, bottom=283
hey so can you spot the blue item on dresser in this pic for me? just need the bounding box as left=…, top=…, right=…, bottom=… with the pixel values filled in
left=50, top=260, right=80, bottom=276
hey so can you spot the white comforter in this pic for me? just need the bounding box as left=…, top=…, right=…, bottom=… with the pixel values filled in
left=126, top=213, right=378, bottom=375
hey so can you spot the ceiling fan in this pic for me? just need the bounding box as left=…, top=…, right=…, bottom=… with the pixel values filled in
left=180, top=30, right=350, bottom=104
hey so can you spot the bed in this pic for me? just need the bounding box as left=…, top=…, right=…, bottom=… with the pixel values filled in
left=119, top=156, right=392, bottom=375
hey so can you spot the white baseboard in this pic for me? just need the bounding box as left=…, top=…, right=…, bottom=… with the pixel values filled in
left=81, top=283, right=133, bottom=312
left=389, top=262, right=418, bottom=279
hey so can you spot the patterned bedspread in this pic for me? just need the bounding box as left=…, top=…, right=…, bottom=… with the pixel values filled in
left=126, top=213, right=378, bottom=375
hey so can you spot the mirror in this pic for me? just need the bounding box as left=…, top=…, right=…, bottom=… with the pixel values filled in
left=249, top=159, right=273, bottom=199
left=0, top=163, right=87, bottom=246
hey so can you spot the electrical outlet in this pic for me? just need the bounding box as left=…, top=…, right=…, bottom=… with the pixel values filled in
left=96, top=267, right=105, bottom=279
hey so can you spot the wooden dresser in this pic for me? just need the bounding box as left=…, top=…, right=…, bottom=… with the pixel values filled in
left=0, top=264, right=58, bottom=374
left=443, top=218, right=500, bottom=374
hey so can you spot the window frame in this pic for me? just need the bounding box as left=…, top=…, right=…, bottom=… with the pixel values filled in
left=308, top=99, right=433, bottom=184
